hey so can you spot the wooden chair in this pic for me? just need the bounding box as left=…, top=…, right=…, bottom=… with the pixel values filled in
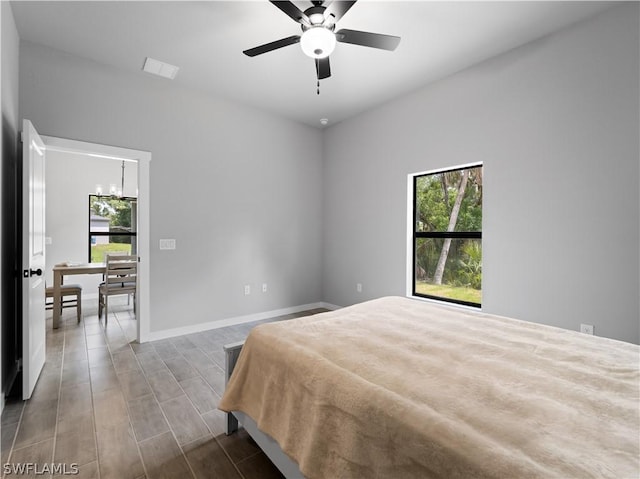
left=98, top=254, right=137, bottom=326
left=45, top=284, right=82, bottom=322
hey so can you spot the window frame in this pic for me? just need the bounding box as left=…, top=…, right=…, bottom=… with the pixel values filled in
left=409, top=162, right=483, bottom=308
left=88, top=194, right=138, bottom=263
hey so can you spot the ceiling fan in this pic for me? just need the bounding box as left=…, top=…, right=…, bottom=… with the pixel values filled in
left=243, top=1, right=401, bottom=84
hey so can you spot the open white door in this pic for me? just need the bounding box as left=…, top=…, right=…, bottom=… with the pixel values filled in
left=21, top=119, right=46, bottom=400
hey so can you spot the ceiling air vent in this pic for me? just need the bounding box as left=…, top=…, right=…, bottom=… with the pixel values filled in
left=142, top=57, right=179, bottom=79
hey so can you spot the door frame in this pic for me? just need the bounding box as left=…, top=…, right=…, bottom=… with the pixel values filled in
left=40, top=135, right=151, bottom=343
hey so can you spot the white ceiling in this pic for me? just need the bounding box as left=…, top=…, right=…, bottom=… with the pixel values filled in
left=11, top=1, right=614, bottom=128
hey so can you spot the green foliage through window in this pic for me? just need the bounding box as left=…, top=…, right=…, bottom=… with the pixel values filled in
left=89, top=195, right=137, bottom=263
left=413, top=165, right=482, bottom=306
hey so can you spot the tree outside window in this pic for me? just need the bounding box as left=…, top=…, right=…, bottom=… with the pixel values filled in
left=413, top=164, right=482, bottom=306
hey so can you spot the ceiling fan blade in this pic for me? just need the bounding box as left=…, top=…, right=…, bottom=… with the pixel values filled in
left=315, top=57, right=331, bottom=80
left=243, top=35, right=301, bottom=57
left=335, top=28, right=401, bottom=51
left=269, top=1, right=310, bottom=26
left=323, top=1, right=357, bottom=23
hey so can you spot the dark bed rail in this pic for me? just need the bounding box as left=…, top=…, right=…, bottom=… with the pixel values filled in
left=223, top=340, right=245, bottom=435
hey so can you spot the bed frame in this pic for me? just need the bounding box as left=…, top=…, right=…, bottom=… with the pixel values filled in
left=223, top=341, right=305, bottom=479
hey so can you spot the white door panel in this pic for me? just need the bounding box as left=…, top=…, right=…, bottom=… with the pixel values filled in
left=22, top=119, right=46, bottom=400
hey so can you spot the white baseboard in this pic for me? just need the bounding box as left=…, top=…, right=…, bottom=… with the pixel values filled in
left=144, top=302, right=340, bottom=342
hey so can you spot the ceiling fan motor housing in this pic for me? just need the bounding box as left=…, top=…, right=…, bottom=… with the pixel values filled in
left=301, top=6, right=332, bottom=27
left=243, top=0, right=400, bottom=81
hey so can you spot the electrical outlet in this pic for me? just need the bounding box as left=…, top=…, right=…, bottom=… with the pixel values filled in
left=356, top=283, right=362, bottom=293
left=244, top=285, right=251, bottom=295
left=159, top=239, right=176, bottom=250
left=262, top=283, right=268, bottom=293
left=580, top=323, right=594, bottom=335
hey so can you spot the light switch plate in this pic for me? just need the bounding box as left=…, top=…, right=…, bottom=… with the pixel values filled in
left=159, top=239, right=176, bottom=250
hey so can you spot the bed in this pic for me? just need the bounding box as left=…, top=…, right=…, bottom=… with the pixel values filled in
left=218, top=296, right=640, bottom=479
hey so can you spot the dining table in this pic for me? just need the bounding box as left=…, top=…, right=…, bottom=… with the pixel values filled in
left=51, top=262, right=105, bottom=328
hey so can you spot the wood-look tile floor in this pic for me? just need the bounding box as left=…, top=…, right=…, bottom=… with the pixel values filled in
left=1, top=298, right=326, bottom=479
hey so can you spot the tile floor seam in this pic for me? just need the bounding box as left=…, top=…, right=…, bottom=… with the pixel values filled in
left=212, top=433, right=247, bottom=479
left=8, top=435, right=59, bottom=449
left=129, top=335, right=197, bottom=479
left=1, top=399, right=26, bottom=475
left=49, top=326, right=67, bottom=471
left=104, top=310, right=151, bottom=479
left=84, top=316, right=103, bottom=479
left=179, top=431, right=212, bottom=448
left=233, top=449, right=265, bottom=466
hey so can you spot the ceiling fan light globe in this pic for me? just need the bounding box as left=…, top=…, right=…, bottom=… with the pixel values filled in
left=301, top=27, right=336, bottom=59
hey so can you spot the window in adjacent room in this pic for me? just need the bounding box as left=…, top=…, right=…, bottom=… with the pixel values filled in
left=89, top=195, right=137, bottom=263
left=411, top=163, right=482, bottom=307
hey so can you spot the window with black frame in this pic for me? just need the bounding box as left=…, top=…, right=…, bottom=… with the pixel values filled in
left=89, top=195, right=137, bottom=263
left=412, top=164, right=482, bottom=307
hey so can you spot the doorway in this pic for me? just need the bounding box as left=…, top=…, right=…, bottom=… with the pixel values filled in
left=41, top=135, right=151, bottom=343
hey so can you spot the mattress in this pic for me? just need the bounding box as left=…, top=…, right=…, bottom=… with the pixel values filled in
left=219, top=296, right=640, bottom=478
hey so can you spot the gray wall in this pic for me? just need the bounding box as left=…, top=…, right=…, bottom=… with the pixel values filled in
left=322, top=3, right=639, bottom=344
left=19, top=42, right=324, bottom=332
left=1, top=1, right=20, bottom=400
left=14, top=4, right=640, bottom=344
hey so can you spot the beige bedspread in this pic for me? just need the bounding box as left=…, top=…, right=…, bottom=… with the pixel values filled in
left=219, top=296, right=640, bottom=478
